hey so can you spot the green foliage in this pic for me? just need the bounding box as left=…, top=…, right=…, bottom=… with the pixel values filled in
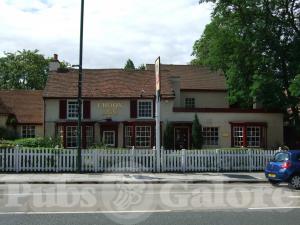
left=5, top=115, right=18, bottom=127
left=290, top=74, right=300, bottom=97
left=138, top=64, right=146, bottom=71
left=193, top=0, right=300, bottom=123
left=0, top=49, right=49, bottom=90
left=0, top=127, right=18, bottom=140
left=0, top=140, right=15, bottom=148
left=13, top=137, right=61, bottom=148
left=124, top=59, right=135, bottom=71
left=57, top=60, right=71, bottom=73
left=192, top=114, right=203, bottom=149
left=163, top=122, right=174, bottom=149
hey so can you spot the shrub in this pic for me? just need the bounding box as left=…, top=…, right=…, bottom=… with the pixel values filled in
left=0, top=126, right=18, bottom=140
left=192, top=114, right=203, bottom=149
left=13, top=137, right=61, bottom=148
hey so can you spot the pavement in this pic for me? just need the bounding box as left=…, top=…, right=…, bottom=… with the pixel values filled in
left=0, top=172, right=267, bottom=184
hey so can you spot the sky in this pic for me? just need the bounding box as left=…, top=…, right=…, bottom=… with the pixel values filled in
left=0, top=0, right=213, bottom=68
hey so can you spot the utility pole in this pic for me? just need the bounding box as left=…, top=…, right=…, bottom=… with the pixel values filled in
left=77, top=0, right=85, bottom=173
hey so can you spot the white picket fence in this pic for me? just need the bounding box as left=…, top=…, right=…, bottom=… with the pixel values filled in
left=0, top=147, right=277, bottom=173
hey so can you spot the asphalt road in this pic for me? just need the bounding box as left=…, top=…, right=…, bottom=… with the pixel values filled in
left=0, top=183, right=299, bottom=225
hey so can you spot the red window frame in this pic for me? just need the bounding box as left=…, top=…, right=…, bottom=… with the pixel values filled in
left=230, top=122, right=267, bottom=148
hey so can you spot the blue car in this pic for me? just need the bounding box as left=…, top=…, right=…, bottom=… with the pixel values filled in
left=265, top=150, right=300, bottom=189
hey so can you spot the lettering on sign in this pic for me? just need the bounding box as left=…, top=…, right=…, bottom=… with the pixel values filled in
left=98, top=103, right=122, bottom=117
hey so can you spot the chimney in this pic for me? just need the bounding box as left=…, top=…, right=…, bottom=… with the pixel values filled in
left=253, top=97, right=263, bottom=109
left=170, top=76, right=181, bottom=107
left=49, top=54, right=60, bottom=72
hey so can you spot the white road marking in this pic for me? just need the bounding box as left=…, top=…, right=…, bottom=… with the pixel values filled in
left=0, top=210, right=171, bottom=215
left=145, top=190, right=254, bottom=195
left=248, top=206, right=300, bottom=210
left=0, top=192, right=84, bottom=196
left=288, top=196, right=300, bottom=198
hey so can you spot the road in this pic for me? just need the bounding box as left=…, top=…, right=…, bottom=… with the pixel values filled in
left=0, top=183, right=299, bottom=225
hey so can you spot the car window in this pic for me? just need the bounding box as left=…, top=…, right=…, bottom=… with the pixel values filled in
left=273, top=152, right=289, bottom=162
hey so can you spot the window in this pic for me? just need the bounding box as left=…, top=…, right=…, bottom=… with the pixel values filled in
left=66, top=126, right=78, bottom=148
left=247, top=126, right=261, bottom=147
left=103, top=131, right=115, bottom=147
left=273, top=153, right=289, bottom=162
left=135, top=126, right=151, bottom=148
left=233, top=126, right=244, bottom=147
left=22, top=125, right=35, bottom=138
left=203, top=127, right=219, bottom=146
left=137, top=100, right=153, bottom=118
left=185, top=98, right=195, bottom=109
left=125, top=126, right=133, bottom=147
left=67, top=100, right=79, bottom=119
left=86, top=126, right=94, bottom=148
left=231, top=124, right=265, bottom=148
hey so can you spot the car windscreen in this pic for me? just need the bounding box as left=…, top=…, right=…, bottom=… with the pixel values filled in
left=273, top=152, right=289, bottom=162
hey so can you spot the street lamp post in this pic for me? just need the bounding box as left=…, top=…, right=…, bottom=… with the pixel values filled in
left=77, top=0, right=85, bottom=173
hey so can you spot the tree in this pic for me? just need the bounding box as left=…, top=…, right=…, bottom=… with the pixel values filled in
left=163, top=121, right=174, bottom=149
left=193, top=0, right=300, bottom=125
left=138, top=64, right=146, bottom=71
left=0, top=49, right=49, bottom=90
left=124, top=59, right=135, bottom=71
left=192, top=114, right=203, bottom=149
left=290, top=74, right=300, bottom=98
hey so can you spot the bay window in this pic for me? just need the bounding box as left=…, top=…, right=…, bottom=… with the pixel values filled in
left=231, top=123, right=266, bottom=148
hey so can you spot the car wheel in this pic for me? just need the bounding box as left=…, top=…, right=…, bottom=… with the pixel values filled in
left=269, top=180, right=280, bottom=186
left=288, top=175, right=300, bottom=189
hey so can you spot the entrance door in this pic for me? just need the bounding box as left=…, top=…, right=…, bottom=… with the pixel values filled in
left=174, top=127, right=189, bottom=150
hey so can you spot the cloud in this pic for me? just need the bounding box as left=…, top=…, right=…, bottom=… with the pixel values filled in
left=0, top=0, right=212, bottom=68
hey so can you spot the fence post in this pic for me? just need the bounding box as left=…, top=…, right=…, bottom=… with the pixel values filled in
left=216, top=149, right=220, bottom=172
left=156, top=146, right=161, bottom=173
left=248, top=149, right=252, bottom=172
left=160, top=146, right=164, bottom=172
left=131, top=146, right=135, bottom=172
left=14, top=145, right=19, bottom=173
left=93, top=149, right=97, bottom=173
left=181, top=149, right=186, bottom=173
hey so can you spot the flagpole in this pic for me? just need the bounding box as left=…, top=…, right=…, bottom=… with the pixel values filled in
left=155, top=57, right=161, bottom=172
left=77, top=0, right=85, bottom=173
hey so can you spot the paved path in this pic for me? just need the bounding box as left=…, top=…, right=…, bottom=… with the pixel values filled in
left=0, top=172, right=267, bottom=184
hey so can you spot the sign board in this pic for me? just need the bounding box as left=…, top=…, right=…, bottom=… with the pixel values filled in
left=98, top=102, right=122, bottom=117
left=155, top=57, right=161, bottom=92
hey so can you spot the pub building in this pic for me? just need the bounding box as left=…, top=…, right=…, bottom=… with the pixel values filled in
left=43, top=57, right=283, bottom=149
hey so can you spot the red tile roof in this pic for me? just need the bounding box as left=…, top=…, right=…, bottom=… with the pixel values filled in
left=0, top=90, right=43, bottom=124
left=146, top=64, right=227, bottom=91
left=44, top=69, right=174, bottom=98
left=44, top=65, right=227, bottom=98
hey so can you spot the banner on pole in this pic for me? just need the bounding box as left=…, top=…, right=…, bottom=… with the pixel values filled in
left=155, top=57, right=161, bottom=92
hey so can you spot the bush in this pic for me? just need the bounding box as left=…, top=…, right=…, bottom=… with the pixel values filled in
left=0, top=126, right=18, bottom=140
left=0, top=140, right=15, bottom=148
left=192, top=114, right=203, bottom=149
left=13, top=137, right=61, bottom=148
